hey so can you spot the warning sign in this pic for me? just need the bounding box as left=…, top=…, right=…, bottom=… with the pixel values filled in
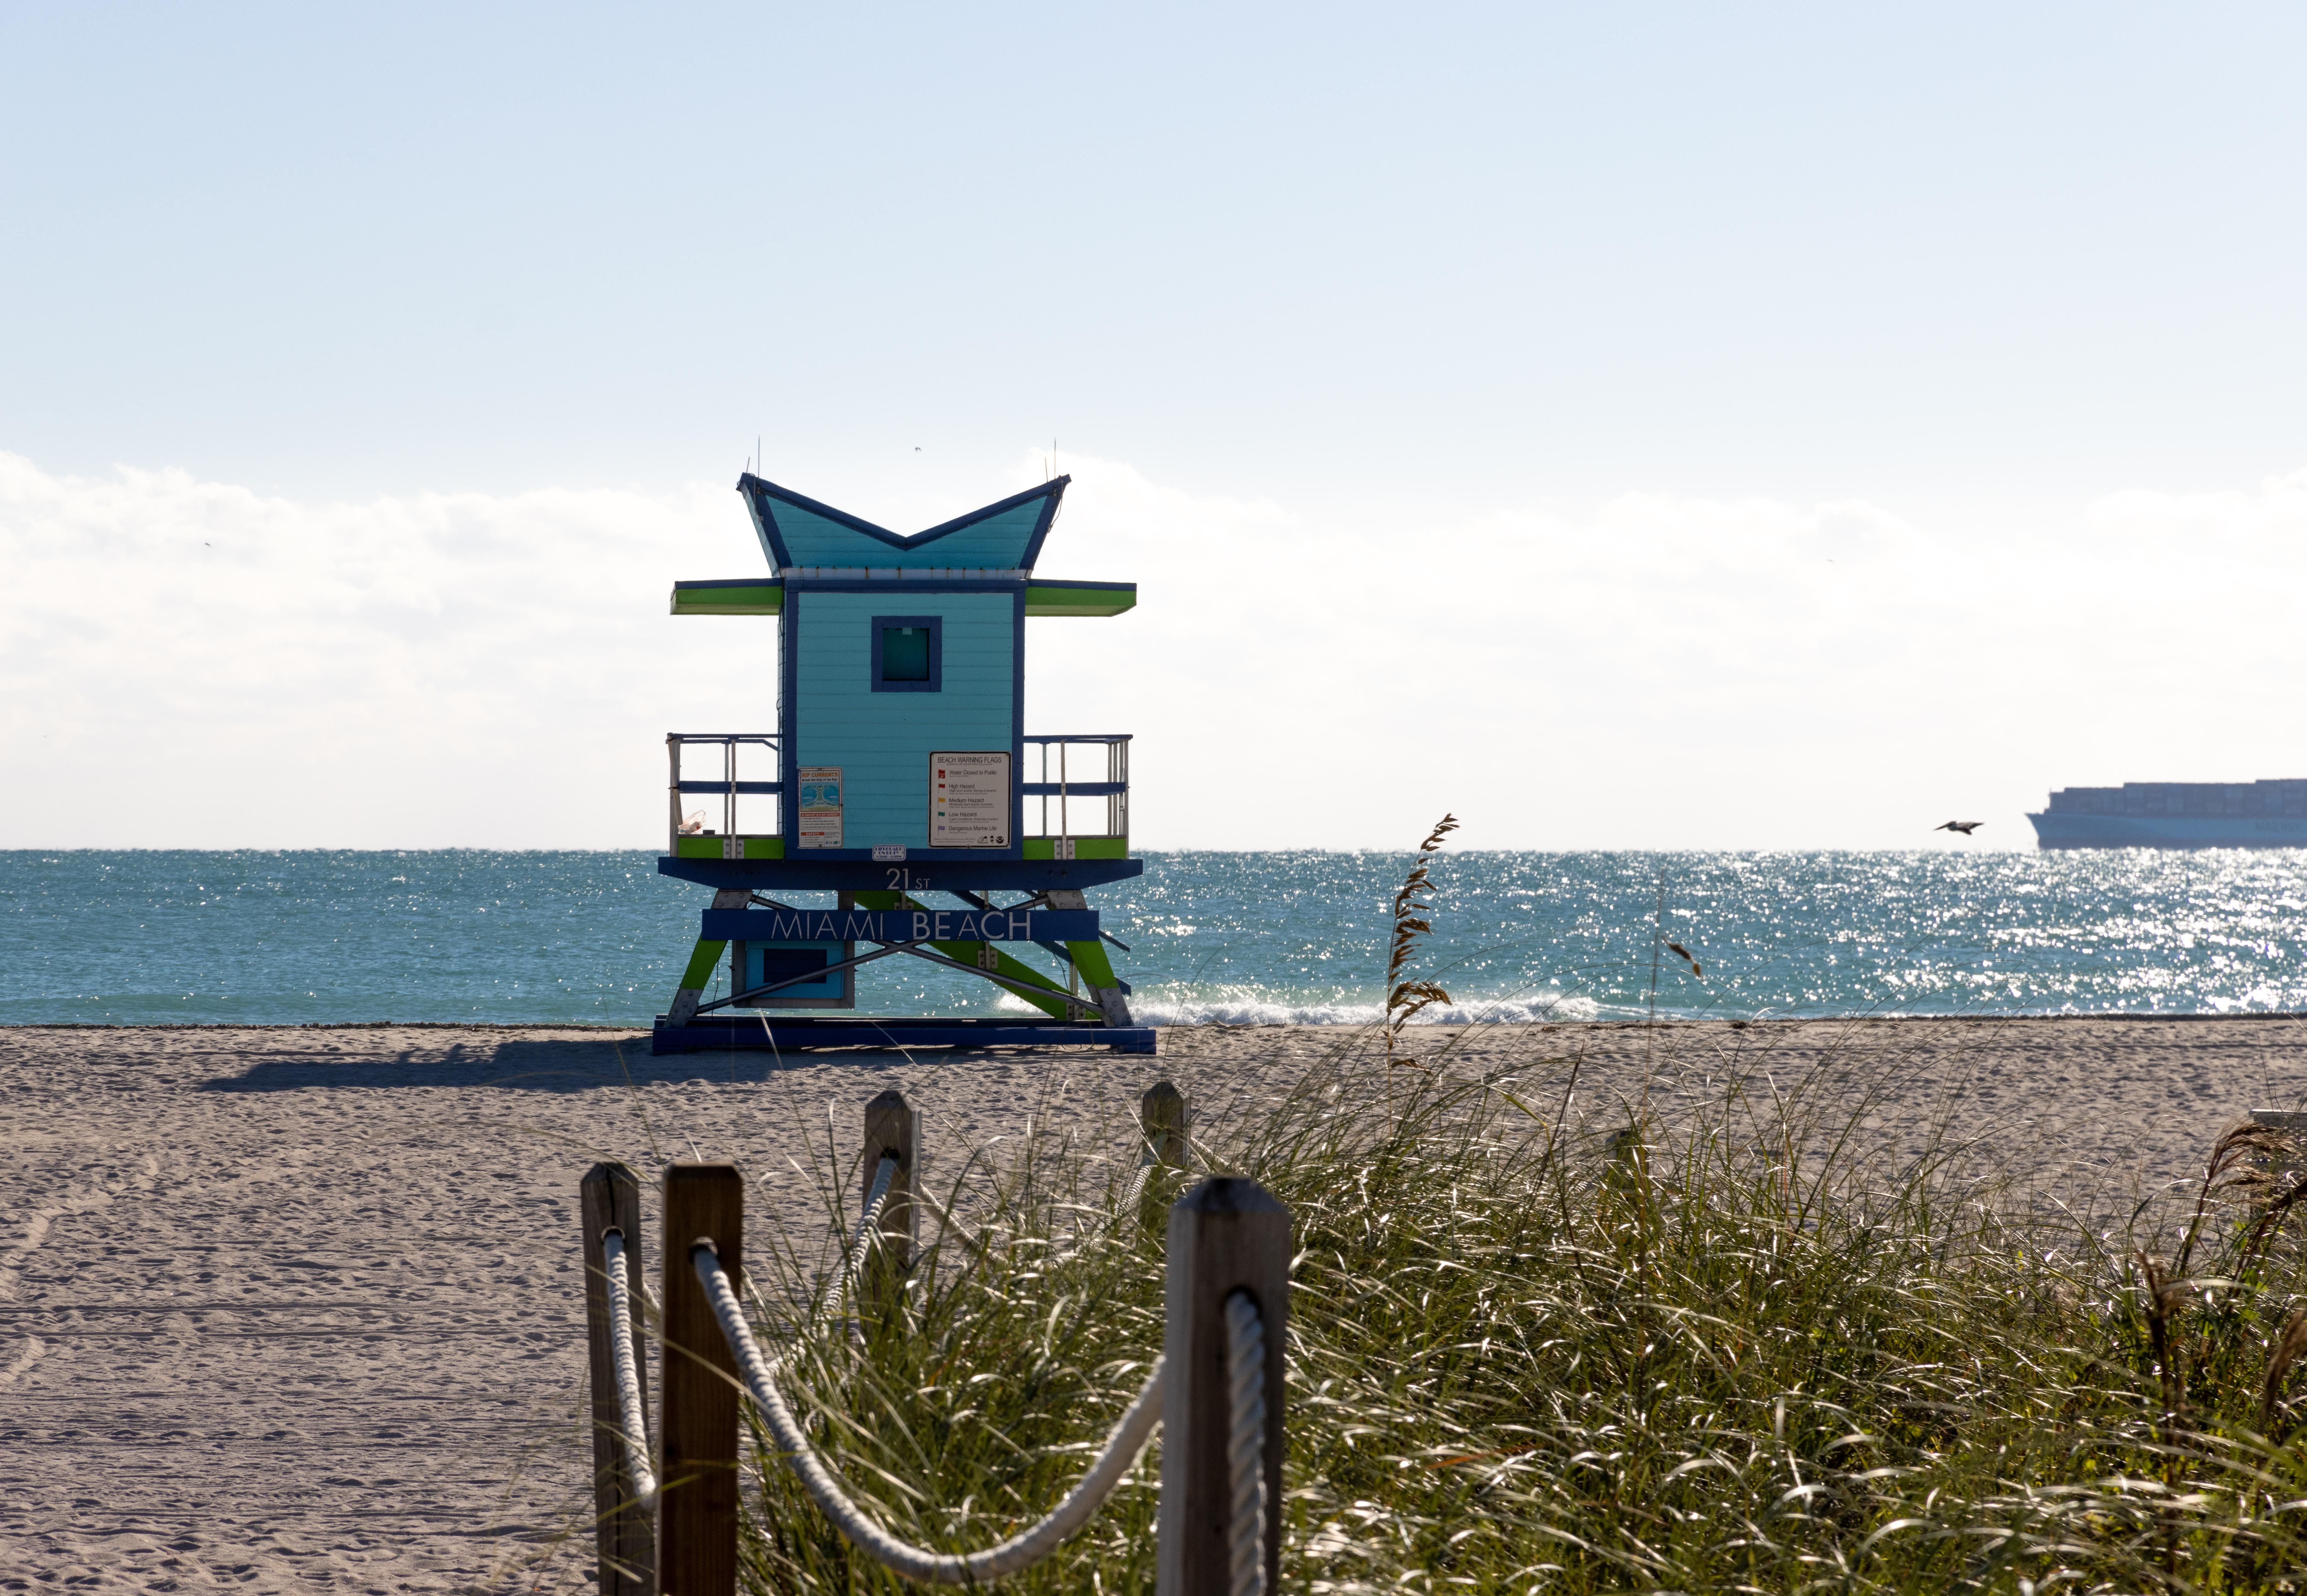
left=929, top=752, right=1011, bottom=848
left=797, top=765, right=843, bottom=849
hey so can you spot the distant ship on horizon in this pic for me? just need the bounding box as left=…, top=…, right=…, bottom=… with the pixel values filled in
left=2027, top=780, right=2307, bottom=849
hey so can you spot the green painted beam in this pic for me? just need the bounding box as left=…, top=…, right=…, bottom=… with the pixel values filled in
left=1065, top=936, right=1123, bottom=992
left=1022, top=837, right=1130, bottom=860
left=672, top=579, right=783, bottom=616
left=854, top=889, right=1083, bottom=1021
left=1023, top=582, right=1135, bottom=617
left=673, top=835, right=784, bottom=859
left=672, top=578, right=1121, bottom=615
left=679, top=939, right=729, bottom=989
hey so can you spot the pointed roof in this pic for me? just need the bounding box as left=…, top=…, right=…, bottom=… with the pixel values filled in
left=738, top=473, right=1067, bottom=572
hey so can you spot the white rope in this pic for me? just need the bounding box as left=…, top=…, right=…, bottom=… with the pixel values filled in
left=599, top=1230, right=659, bottom=1508
left=852, top=1154, right=900, bottom=1268
left=1119, top=1158, right=1152, bottom=1216
left=693, top=1241, right=1164, bottom=1583
left=1224, top=1289, right=1268, bottom=1596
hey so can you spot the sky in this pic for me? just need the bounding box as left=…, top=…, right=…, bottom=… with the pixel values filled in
left=3, top=3, right=2304, bottom=851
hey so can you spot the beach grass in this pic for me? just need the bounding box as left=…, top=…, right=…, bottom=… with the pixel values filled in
left=723, top=1027, right=2307, bottom=1594
left=711, top=816, right=2307, bottom=1594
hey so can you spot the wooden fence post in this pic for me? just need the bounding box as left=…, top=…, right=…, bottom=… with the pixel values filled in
left=1135, top=1082, right=1188, bottom=1228
left=582, top=1162, right=654, bottom=1596
left=1142, top=1081, right=1188, bottom=1168
left=659, top=1164, right=743, bottom=1596
left=1158, top=1178, right=1290, bottom=1596
left=863, top=1089, right=921, bottom=1265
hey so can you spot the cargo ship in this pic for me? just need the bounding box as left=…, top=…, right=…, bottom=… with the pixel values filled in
left=2028, top=780, right=2307, bottom=849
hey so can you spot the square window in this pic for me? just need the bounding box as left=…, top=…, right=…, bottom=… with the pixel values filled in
left=872, top=615, right=941, bottom=692
left=882, top=627, right=931, bottom=681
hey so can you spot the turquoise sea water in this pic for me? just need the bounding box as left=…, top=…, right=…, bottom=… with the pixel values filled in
left=4, top=849, right=2306, bottom=1027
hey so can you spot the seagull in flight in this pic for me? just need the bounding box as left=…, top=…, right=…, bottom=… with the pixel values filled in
left=1935, top=820, right=1984, bottom=836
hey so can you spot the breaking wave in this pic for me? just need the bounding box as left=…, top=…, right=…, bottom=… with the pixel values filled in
left=997, top=991, right=1601, bottom=1026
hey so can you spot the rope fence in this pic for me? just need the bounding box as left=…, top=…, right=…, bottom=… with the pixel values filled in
left=579, top=1079, right=1289, bottom=1596
left=851, top=1153, right=900, bottom=1265
left=697, top=1237, right=1168, bottom=1583
left=599, top=1230, right=659, bottom=1509
left=1224, top=1291, right=1268, bottom=1596
left=579, top=1164, right=654, bottom=1596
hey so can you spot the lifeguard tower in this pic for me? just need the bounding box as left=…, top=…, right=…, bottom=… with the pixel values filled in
left=650, top=471, right=1152, bottom=1054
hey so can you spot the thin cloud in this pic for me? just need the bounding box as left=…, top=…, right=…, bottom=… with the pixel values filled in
left=2, top=449, right=2300, bottom=850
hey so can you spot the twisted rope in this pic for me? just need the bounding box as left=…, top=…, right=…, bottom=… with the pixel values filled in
left=852, top=1154, right=900, bottom=1268
left=598, top=1230, right=659, bottom=1508
left=693, top=1241, right=1164, bottom=1583
left=1224, top=1289, right=1268, bottom=1596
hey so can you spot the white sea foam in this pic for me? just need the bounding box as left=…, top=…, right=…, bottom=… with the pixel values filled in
left=991, top=992, right=1602, bottom=1026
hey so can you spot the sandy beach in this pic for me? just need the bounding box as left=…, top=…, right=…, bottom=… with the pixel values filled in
left=4, top=1015, right=2305, bottom=1591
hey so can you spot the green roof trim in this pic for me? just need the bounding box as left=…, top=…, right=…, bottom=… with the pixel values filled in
left=672, top=576, right=1129, bottom=617
left=673, top=579, right=783, bottom=616
left=1024, top=580, right=1136, bottom=617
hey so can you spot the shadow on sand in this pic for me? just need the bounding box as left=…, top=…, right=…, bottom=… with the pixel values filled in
left=196, top=1036, right=921, bottom=1092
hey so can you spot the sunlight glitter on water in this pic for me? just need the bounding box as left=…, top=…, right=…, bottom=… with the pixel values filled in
left=3, top=848, right=2303, bottom=1025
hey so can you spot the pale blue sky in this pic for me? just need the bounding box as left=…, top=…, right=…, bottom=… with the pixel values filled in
left=4, top=5, right=2305, bottom=849
left=9, top=4, right=2305, bottom=510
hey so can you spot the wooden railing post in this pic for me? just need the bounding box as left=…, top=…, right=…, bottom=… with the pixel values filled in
left=1136, top=1082, right=1188, bottom=1228
left=863, top=1089, right=921, bottom=1266
left=1142, top=1081, right=1187, bottom=1168
left=660, top=1164, right=743, bottom=1596
left=582, top=1162, right=654, bottom=1596
left=1158, top=1178, right=1290, bottom=1596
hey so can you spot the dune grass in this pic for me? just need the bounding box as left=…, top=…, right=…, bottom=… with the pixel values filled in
left=715, top=816, right=2307, bottom=1592
left=722, top=1029, right=2307, bottom=1594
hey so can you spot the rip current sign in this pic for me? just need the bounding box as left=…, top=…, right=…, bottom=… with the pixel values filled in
left=930, top=751, right=1011, bottom=849
left=797, top=766, right=843, bottom=849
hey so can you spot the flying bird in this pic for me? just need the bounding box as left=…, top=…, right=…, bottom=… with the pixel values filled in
left=1935, top=821, right=1983, bottom=836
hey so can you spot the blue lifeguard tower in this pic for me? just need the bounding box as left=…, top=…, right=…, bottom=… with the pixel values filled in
left=650, top=471, right=1152, bottom=1054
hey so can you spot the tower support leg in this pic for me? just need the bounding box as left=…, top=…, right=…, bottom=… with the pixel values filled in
left=1046, top=888, right=1134, bottom=1026
left=665, top=888, right=751, bottom=1026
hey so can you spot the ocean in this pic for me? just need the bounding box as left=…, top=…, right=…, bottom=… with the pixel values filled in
left=3, top=849, right=2305, bottom=1028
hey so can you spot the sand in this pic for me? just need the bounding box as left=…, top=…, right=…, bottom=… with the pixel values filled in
left=4, top=1015, right=2305, bottom=1591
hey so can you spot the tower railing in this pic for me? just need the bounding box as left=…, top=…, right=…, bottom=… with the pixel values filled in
left=664, top=732, right=1128, bottom=852
left=667, top=734, right=782, bottom=854
left=1025, top=734, right=1130, bottom=841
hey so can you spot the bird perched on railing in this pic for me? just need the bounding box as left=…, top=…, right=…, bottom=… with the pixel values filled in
left=1934, top=820, right=1984, bottom=836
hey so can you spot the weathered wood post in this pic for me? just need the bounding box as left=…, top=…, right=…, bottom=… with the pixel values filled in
left=659, top=1164, right=743, bottom=1596
left=2251, top=1109, right=2307, bottom=1174
left=582, top=1162, right=654, bottom=1596
left=1142, top=1081, right=1188, bottom=1168
left=1158, top=1178, right=1290, bottom=1596
left=1135, top=1081, right=1188, bottom=1228
left=862, top=1089, right=921, bottom=1266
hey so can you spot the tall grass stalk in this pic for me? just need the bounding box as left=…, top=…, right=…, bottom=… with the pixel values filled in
left=1383, top=814, right=1460, bottom=1130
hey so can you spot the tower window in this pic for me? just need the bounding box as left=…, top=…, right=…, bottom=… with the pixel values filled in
left=872, top=615, right=941, bottom=692
left=883, top=628, right=930, bottom=680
